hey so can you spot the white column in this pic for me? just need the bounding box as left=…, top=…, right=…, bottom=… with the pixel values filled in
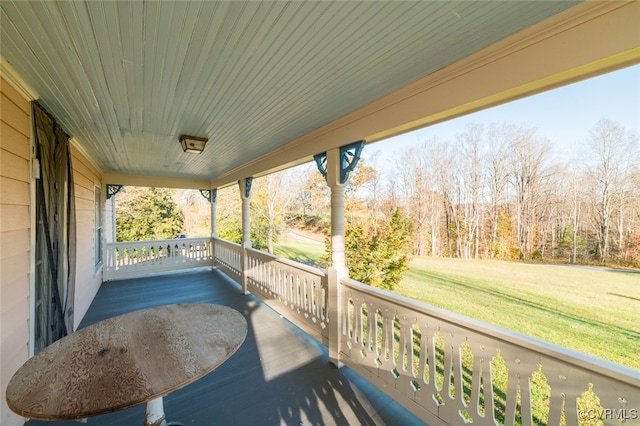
left=326, top=148, right=347, bottom=367
left=211, top=189, right=217, bottom=237
left=211, top=189, right=217, bottom=270
left=239, top=179, right=252, bottom=295
left=112, top=197, right=116, bottom=242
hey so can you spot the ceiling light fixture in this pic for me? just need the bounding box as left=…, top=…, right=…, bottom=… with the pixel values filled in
left=179, top=134, right=208, bottom=154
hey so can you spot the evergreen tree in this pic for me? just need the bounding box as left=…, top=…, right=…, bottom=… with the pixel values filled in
left=116, top=187, right=185, bottom=241
left=324, top=209, right=413, bottom=290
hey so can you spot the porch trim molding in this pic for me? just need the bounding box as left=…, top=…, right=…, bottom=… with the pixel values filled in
left=0, top=57, right=38, bottom=101
left=103, top=173, right=210, bottom=191
left=210, top=1, right=640, bottom=189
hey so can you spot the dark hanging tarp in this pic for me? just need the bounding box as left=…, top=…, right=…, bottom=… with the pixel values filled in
left=32, top=101, right=76, bottom=351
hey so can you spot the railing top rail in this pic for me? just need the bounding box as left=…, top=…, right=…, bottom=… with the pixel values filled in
left=341, top=276, right=640, bottom=387
left=107, top=236, right=211, bottom=246
left=246, top=247, right=327, bottom=278
left=212, top=236, right=242, bottom=249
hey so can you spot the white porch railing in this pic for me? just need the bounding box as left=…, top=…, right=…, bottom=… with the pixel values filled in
left=103, top=235, right=639, bottom=425
left=339, top=277, right=640, bottom=426
left=246, top=248, right=328, bottom=345
left=104, top=237, right=213, bottom=280
left=213, top=237, right=242, bottom=284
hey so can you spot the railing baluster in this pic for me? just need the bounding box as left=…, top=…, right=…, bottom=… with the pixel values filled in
left=338, top=277, right=640, bottom=426
left=104, top=237, right=215, bottom=280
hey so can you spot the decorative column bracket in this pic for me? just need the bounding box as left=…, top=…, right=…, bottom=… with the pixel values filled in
left=106, top=184, right=123, bottom=200
left=314, top=140, right=365, bottom=184
left=238, top=177, right=253, bottom=198
left=199, top=189, right=213, bottom=203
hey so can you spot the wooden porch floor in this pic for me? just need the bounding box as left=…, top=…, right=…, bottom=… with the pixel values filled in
left=26, top=268, right=423, bottom=426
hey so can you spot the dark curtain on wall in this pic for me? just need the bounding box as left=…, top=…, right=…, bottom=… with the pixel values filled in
left=32, top=101, right=76, bottom=352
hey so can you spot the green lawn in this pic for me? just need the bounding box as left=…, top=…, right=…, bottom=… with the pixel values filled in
left=273, top=238, right=325, bottom=266
left=272, top=242, right=639, bottom=422
left=399, top=257, right=640, bottom=370
left=273, top=239, right=640, bottom=370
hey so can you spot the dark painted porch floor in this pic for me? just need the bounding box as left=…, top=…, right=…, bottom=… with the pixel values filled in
left=26, top=268, right=423, bottom=426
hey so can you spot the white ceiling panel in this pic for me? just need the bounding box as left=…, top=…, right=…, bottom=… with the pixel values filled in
left=1, top=1, right=582, bottom=182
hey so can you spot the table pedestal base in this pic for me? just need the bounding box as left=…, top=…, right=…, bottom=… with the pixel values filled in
left=144, top=397, right=166, bottom=426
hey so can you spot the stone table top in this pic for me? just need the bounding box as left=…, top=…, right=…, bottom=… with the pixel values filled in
left=6, top=303, right=247, bottom=420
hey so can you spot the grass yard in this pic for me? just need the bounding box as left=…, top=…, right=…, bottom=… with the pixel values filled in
left=274, top=232, right=325, bottom=266
left=272, top=240, right=639, bottom=423
left=399, top=257, right=640, bottom=370
left=274, top=235, right=640, bottom=370
left=274, top=239, right=325, bottom=265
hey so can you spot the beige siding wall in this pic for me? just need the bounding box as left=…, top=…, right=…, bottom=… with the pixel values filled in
left=71, top=143, right=103, bottom=331
left=1, top=77, right=103, bottom=424
left=1, top=77, right=32, bottom=426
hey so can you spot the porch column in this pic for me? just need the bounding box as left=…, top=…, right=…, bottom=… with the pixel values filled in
left=315, top=141, right=364, bottom=368
left=326, top=148, right=347, bottom=367
left=210, top=189, right=218, bottom=237
left=239, top=178, right=252, bottom=295
left=211, top=189, right=217, bottom=269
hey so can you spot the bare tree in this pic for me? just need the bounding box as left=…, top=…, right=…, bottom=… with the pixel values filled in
left=486, top=123, right=513, bottom=258
left=585, top=119, right=637, bottom=262
left=252, top=171, right=295, bottom=254
left=396, top=143, right=433, bottom=256
left=457, top=124, right=485, bottom=259
left=566, top=159, right=585, bottom=264
left=507, top=125, right=552, bottom=259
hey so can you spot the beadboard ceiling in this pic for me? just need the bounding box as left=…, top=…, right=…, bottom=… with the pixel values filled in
left=1, top=1, right=581, bottom=183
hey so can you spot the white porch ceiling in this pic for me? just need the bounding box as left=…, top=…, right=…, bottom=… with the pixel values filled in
left=0, top=1, right=608, bottom=184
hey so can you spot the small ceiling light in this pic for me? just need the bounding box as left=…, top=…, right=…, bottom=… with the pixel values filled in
left=179, top=134, right=208, bottom=154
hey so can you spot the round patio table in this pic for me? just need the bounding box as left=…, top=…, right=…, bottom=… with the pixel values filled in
left=6, top=303, right=247, bottom=426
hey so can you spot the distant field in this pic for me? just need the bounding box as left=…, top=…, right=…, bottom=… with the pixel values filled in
left=273, top=236, right=325, bottom=266
left=274, top=237, right=640, bottom=370
left=400, top=257, right=640, bottom=370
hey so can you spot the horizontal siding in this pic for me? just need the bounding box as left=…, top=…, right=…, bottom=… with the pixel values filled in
left=75, top=184, right=94, bottom=206
left=0, top=244, right=30, bottom=285
left=0, top=121, right=30, bottom=159
left=1, top=149, right=30, bottom=182
left=0, top=229, right=29, bottom=260
left=0, top=78, right=30, bottom=114
left=75, top=209, right=94, bottom=223
left=0, top=300, right=29, bottom=362
left=0, top=204, right=29, bottom=233
left=0, top=91, right=30, bottom=135
left=2, top=336, right=30, bottom=383
left=71, top=144, right=100, bottom=179
left=71, top=142, right=102, bottom=331
left=0, top=177, right=30, bottom=205
left=73, top=171, right=94, bottom=194
left=1, top=77, right=31, bottom=426
left=72, top=156, right=100, bottom=184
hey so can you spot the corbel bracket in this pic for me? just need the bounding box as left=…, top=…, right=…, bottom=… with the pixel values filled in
left=106, top=184, right=123, bottom=200
left=199, top=189, right=212, bottom=202
left=313, top=140, right=365, bottom=184
left=238, top=177, right=253, bottom=198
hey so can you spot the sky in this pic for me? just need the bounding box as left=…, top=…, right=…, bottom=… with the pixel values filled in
left=369, top=64, right=640, bottom=163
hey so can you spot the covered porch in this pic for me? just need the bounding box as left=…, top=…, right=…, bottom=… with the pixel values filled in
left=27, top=268, right=421, bottom=426
left=1, top=1, right=639, bottom=425
left=85, top=236, right=640, bottom=425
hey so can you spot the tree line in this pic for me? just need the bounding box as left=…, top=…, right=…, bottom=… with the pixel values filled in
left=116, top=118, right=640, bottom=285
left=386, top=118, right=639, bottom=265
left=223, top=118, right=640, bottom=269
